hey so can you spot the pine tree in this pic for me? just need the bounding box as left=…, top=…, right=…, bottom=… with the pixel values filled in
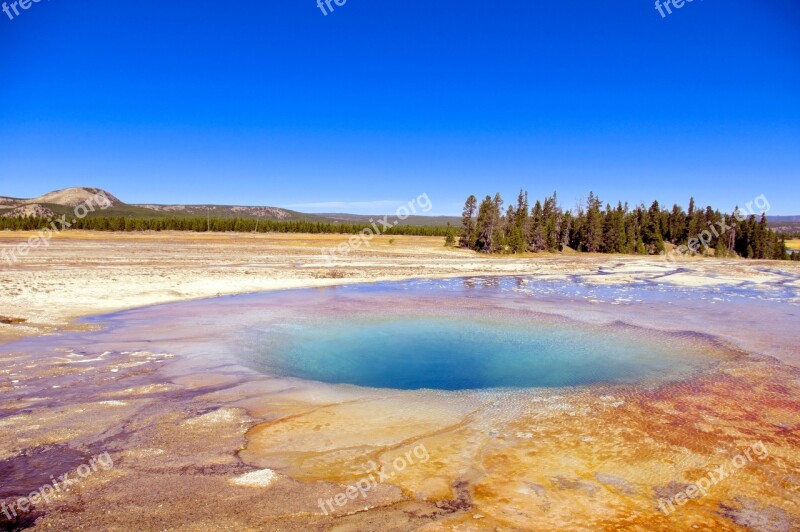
left=530, top=200, right=544, bottom=252
left=667, top=204, right=686, bottom=244
left=727, top=210, right=738, bottom=253
left=492, top=193, right=506, bottom=252
left=560, top=211, right=572, bottom=251
left=686, top=197, right=700, bottom=241
left=757, top=213, right=769, bottom=259
left=543, top=192, right=559, bottom=251
left=505, top=204, right=524, bottom=253
left=514, top=190, right=530, bottom=247
left=584, top=192, right=604, bottom=252
left=475, top=195, right=498, bottom=253
left=643, top=201, right=665, bottom=254
left=460, top=195, right=478, bottom=248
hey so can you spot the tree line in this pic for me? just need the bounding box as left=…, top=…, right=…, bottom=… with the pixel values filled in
left=0, top=216, right=449, bottom=237
left=459, top=191, right=790, bottom=260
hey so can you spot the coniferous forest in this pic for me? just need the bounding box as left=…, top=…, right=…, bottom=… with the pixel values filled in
left=0, top=216, right=448, bottom=237
left=459, top=191, right=791, bottom=260
left=0, top=193, right=794, bottom=261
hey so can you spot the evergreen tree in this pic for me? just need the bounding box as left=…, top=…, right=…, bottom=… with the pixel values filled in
left=644, top=200, right=665, bottom=254
left=459, top=195, right=478, bottom=248
left=602, top=203, right=625, bottom=253
left=492, top=193, right=507, bottom=252
left=667, top=204, right=686, bottom=244
left=514, top=190, right=530, bottom=248
left=530, top=200, right=545, bottom=252
left=543, top=192, right=559, bottom=251
left=560, top=211, right=572, bottom=251
left=584, top=192, right=604, bottom=252
left=687, top=197, right=698, bottom=240
left=475, top=195, right=498, bottom=253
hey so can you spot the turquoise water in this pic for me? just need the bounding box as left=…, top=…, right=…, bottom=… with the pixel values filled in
left=8, top=273, right=792, bottom=392
left=248, top=314, right=715, bottom=390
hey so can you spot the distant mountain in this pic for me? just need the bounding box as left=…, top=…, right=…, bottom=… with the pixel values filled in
left=32, top=187, right=124, bottom=207
left=0, top=187, right=319, bottom=221
left=768, top=220, right=800, bottom=235
left=1, top=187, right=122, bottom=210
left=766, top=216, right=800, bottom=234
left=0, top=187, right=450, bottom=225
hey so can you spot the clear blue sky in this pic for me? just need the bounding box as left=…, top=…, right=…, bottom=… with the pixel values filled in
left=1, top=0, right=798, bottom=215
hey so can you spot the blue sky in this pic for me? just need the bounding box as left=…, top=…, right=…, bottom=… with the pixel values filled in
left=1, top=0, right=799, bottom=215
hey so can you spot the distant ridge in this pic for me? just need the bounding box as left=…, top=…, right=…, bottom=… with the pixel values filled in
left=0, top=187, right=452, bottom=225
left=0, top=196, right=25, bottom=206
left=1, top=204, right=58, bottom=218
left=0, top=187, right=312, bottom=221
left=132, top=204, right=297, bottom=220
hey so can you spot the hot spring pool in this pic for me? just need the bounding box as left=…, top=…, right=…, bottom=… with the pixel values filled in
left=6, top=275, right=764, bottom=392
left=246, top=314, right=717, bottom=390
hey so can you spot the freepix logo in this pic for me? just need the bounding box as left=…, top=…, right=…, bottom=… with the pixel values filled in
left=2, top=0, right=44, bottom=22
left=0, top=191, right=112, bottom=266
left=655, top=0, right=698, bottom=19
left=317, top=0, right=347, bottom=17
